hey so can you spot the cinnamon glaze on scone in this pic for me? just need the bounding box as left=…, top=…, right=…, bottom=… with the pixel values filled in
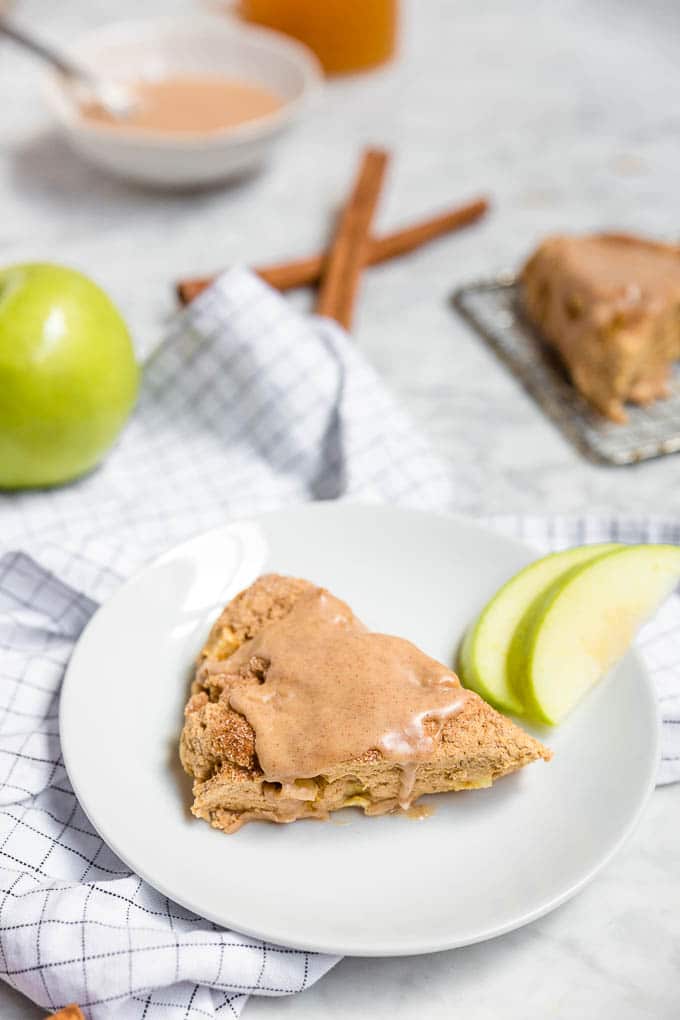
left=180, top=574, right=551, bottom=833
left=521, top=233, right=680, bottom=422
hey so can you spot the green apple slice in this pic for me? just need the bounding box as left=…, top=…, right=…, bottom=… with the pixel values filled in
left=508, top=544, right=680, bottom=725
left=457, top=543, right=618, bottom=714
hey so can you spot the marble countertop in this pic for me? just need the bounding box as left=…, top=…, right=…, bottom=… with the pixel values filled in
left=1, top=0, right=679, bottom=1016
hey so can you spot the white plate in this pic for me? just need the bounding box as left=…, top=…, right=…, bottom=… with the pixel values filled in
left=60, top=504, right=659, bottom=956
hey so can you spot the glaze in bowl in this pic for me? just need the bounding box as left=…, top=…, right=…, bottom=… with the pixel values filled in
left=43, top=14, right=322, bottom=188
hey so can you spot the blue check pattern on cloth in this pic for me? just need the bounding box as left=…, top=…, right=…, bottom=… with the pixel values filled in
left=0, top=269, right=679, bottom=1018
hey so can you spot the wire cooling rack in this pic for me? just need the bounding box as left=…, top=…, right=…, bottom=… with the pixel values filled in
left=452, top=274, right=680, bottom=466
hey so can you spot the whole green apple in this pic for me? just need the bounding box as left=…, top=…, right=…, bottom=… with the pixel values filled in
left=0, top=263, right=139, bottom=489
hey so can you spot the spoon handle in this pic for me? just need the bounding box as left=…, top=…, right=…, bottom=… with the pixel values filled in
left=0, top=17, right=91, bottom=81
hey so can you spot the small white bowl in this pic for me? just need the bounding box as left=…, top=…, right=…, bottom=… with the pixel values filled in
left=43, top=14, right=323, bottom=188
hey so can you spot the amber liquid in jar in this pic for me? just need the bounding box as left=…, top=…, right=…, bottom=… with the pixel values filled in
left=236, top=0, right=398, bottom=75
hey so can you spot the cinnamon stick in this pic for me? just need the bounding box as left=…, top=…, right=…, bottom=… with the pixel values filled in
left=366, top=197, right=488, bottom=265
left=314, top=147, right=388, bottom=327
left=47, top=1007, right=84, bottom=1019
left=176, top=196, right=489, bottom=305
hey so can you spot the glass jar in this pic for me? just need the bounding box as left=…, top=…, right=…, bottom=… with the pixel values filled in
left=236, top=0, right=398, bottom=75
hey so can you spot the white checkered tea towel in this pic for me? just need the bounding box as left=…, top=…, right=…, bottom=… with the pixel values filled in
left=0, top=269, right=679, bottom=1019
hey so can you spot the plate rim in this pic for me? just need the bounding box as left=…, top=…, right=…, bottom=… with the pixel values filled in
left=60, top=502, right=661, bottom=956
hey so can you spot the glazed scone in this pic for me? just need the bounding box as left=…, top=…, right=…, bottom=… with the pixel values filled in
left=180, top=574, right=551, bottom=833
left=521, top=233, right=680, bottom=422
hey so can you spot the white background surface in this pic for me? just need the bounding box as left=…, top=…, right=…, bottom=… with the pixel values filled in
left=1, top=0, right=679, bottom=1016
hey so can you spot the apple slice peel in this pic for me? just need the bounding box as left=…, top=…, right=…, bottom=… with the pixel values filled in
left=507, top=544, right=680, bottom=725
left=457, top=543, right=619, bottom=714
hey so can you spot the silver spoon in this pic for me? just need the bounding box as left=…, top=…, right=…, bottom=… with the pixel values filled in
left=0, top=16, right=138, bottom=119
